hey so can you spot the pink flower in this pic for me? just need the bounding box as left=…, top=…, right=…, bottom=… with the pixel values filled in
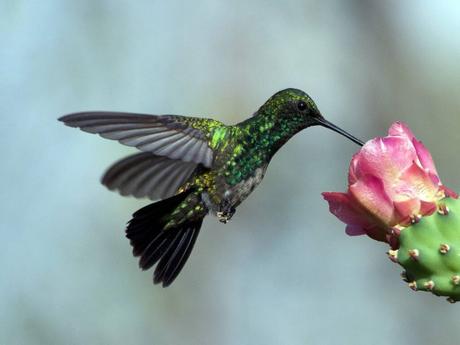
left=323, top=122, right=457, bottom=245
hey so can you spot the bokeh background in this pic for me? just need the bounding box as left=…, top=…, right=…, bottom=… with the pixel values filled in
left=2, top=1, right=460, bottom=344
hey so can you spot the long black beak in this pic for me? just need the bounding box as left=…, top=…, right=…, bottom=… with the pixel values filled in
left=315, top=117, right=364, bottom=146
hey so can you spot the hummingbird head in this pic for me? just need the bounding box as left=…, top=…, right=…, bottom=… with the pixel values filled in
left=261, top=88, right=363, bottom=146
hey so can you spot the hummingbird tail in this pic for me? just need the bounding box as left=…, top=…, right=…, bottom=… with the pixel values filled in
left=125, top=190, right=205, bottom=287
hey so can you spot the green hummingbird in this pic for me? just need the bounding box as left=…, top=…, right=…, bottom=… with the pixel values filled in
left=59, top=88, right=363, bottom=287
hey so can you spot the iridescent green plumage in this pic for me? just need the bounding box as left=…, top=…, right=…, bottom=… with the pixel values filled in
left=59, top=88, right=362, bottom=286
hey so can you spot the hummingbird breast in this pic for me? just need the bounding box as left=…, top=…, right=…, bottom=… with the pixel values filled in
left=199, top=165, right=267, bottom=218
left=195, top=124, right=273, bottom=219
left=223, top=166, right=266, bottom=207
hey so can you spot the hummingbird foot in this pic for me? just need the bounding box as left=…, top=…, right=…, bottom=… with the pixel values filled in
left=216, top=207, right=235, bottom=224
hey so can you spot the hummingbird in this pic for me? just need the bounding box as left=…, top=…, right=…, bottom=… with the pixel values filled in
left=59, top=88, right=363, bottom=287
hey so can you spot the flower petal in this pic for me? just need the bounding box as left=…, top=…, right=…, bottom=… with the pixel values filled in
left=353, top=137, right=417, bottom=184
left=364, top=225, right=388, bottom=242
left=419, top=200, right=437, bottom=216
left=388, top=121, right=414, bottom=140
left=393, top=198, right=421, bottom=224
left=322, top=192, right=370, bottom=227
left=441, top=185, right=459, bottom=199
left=348, top=153, right=360, bottom=185
left=346, top=224, right=387, bottom=242
left=396, top=162, right=440, bottom=202
left=345, top=224, right=367, bottom=236
left=323, top=192, right=387, bottom=241
left=412, top=138, right=438, bottom=175
left=349, top=174, right=395, bottom=225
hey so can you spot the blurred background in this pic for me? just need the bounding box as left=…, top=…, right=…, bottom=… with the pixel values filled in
left=2, top=1, right=460, bottom=344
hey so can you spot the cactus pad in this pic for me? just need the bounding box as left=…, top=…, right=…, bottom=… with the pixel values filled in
left=390, top=197, right=460, bottom=303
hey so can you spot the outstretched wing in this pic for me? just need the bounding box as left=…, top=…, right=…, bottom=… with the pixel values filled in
left=101, top=152, right=198, bottom=200
left=59, top=112, right=225, bottom=167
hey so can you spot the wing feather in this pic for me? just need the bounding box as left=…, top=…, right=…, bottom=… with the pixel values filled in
left=101, top=152, right=198, bottom=200
left=59, top=112, right=220, bottom=167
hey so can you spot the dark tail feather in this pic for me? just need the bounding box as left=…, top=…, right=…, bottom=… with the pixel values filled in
left=153, top=219, right=202, bottom=286
left=125, top=190, right=204, bottom=287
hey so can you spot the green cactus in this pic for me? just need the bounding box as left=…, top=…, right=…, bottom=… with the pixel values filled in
left=387, top=197, right=460, bottom=303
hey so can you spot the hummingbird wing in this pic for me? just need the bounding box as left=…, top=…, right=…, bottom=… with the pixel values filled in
left=59, top=112, right=225, bottom=167
left=101, top=152, right=198, bottom=200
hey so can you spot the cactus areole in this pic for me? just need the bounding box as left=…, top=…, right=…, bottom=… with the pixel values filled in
left=395, top=197, right=460, bottom=302
left=323, top=122, right=460, bottom=302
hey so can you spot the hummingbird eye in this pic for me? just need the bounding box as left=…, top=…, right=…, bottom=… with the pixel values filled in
left=297, top=101, right=307, bottom=112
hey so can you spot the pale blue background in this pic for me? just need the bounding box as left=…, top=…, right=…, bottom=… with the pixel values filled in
left=2, top=1, right=460, bottom=344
